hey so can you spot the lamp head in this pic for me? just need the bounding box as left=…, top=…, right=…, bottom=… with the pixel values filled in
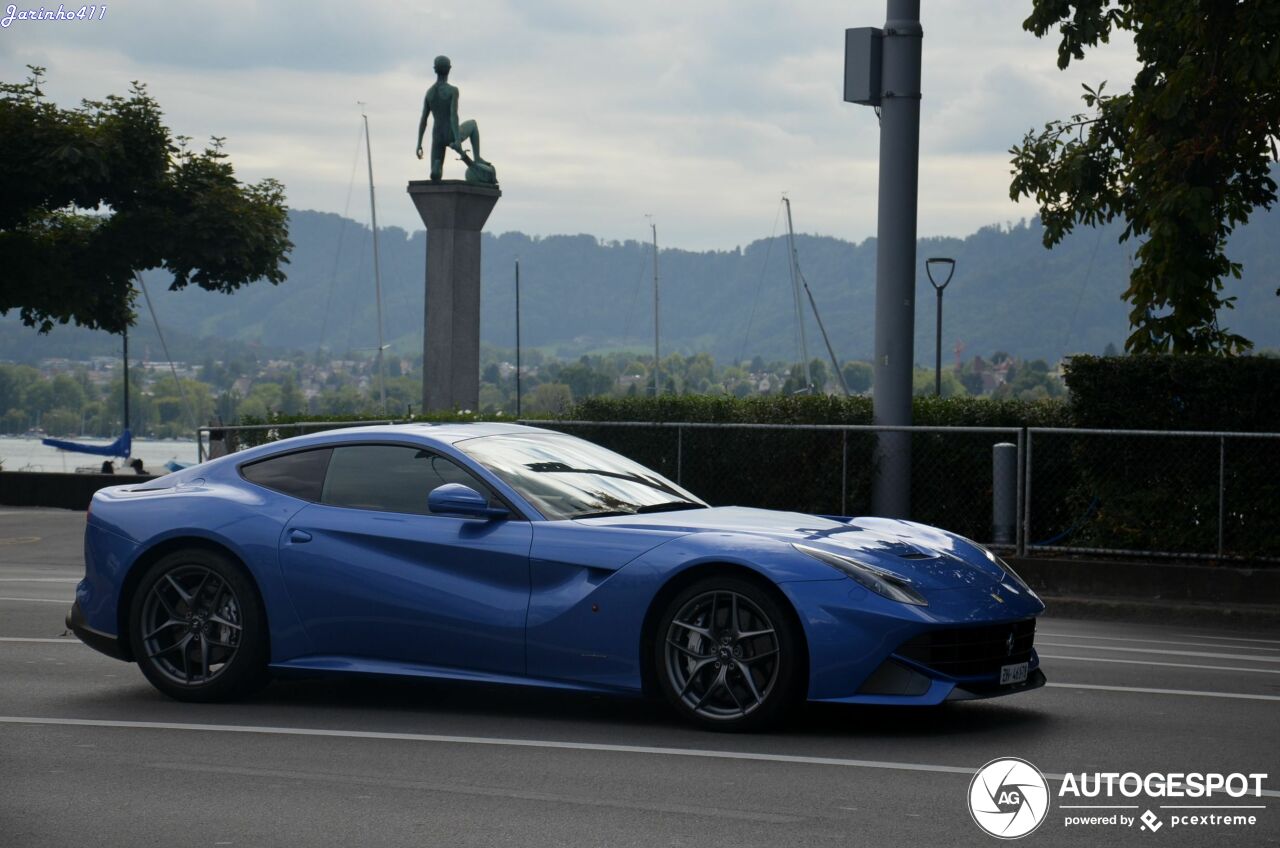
left=926, top=257, right=956, bottom=290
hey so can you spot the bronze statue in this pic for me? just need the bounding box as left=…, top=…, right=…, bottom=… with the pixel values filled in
left=415, top=55, right=496, bottom=185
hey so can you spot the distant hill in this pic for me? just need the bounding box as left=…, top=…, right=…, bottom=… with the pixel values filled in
left=4, top=206, right=1279, bottom=366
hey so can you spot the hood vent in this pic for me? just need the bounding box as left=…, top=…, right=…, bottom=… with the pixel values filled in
left=875, top=540, right=939, bottom=560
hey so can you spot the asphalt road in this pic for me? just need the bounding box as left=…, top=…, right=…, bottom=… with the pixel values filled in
left=1, top=508, right=1276, bottom=847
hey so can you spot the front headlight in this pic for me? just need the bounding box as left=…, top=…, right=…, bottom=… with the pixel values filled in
left=792, top=543, right=928, bottom=606
left=975, top=543, right=1039, bottom=600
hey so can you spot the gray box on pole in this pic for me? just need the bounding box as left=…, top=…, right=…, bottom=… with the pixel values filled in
left=992, top=442, right=1017, bottom=545
left=869, top=0, right=923, bottom=518
left=843, top=28, right=883, bottom=105
left=407, top=180, right=501, bottom=413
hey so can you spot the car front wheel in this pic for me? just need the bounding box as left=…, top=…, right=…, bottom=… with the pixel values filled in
left=128, top=548, right=268, bottom=702
left=655, top=577, right=802, bottom=731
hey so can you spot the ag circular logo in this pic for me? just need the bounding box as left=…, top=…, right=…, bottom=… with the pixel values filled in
left=968, top=757, right=1051, bottom=839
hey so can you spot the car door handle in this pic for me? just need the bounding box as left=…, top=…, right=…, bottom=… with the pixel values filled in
left=289, top=529, right=313, bottom=544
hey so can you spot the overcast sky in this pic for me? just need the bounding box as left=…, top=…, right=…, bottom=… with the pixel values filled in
left=4, top=1, right=1138, bottom=250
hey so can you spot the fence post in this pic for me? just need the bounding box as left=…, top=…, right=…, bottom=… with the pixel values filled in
left=841, top=429, right=848, bottom=517
left=1015, top=429, right=1025, bottom=557
left=1218, top=435, right=1225, bottom=558
left=992, top=442, right=1017, bottom=546
left=676, top=425, right=683, bottom=485
left=1022, top=431, right=1034, bottom=554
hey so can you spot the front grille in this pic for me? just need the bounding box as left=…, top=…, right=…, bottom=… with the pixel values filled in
left=895, top=619, right=1036, bottom=679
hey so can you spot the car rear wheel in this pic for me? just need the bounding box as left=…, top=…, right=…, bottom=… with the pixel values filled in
left=655, top=577, right=802, bottom=731
left=128, top=549, right=268, bottom=702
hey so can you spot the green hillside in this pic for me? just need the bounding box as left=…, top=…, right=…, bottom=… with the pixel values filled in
left=4, top=207, right=1279, bottom=366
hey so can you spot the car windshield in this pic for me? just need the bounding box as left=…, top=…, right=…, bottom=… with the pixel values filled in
left=457, top=432, right=707, bottom=520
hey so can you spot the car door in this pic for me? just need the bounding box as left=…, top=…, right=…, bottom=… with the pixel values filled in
left=278, top=443, right=532, bottom=676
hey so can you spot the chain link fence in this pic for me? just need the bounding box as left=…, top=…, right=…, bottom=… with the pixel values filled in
left=195, top=418, right=1279, bottom=561
left=530, top=421, right=1024, bottom=551
left=1025, top=428, right=1280, bottom=560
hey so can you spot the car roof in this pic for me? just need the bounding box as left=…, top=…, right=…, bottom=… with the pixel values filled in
left=241, top=421, right=561, bottom=456
left=335, top=421, right=557, bottom=445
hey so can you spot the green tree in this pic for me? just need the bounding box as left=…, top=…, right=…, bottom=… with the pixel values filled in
left=841, top=360, right=873, bottom=394
left=278, top=373, right=304, bottom=415
left=912, top=368, right=968, bottom=398
left=0, top=67, right=291, bottom=334
left=558, top=359, right=613, bottom=400
left=1010, top=2, right=1280, bottom=354
left=527, top=383, right=573, bottom=415
left=41, top=408, right=80, bottom=436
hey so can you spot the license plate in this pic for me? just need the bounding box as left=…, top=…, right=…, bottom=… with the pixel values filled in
left=1000, top=662, right=1029, bottom=685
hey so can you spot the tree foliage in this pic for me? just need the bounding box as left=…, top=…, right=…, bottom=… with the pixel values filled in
left=1010, top=1, right=1280, bottom=354
left=0, top=67, right=291, bottom=334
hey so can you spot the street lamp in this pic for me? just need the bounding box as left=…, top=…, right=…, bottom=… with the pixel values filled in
left=925, top=257, right=956, bottom=397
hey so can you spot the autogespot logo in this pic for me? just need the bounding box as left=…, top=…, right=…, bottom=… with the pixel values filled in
left=969, top=757, right=1052, bottom=839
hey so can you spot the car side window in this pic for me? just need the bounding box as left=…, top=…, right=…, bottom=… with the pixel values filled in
left=320, top=444, right=498, bottom=516
left=240, top=448, right=333, bottom=501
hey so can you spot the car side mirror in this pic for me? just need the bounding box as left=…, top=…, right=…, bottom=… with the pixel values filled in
left=428, top=483, right=509, bottom=519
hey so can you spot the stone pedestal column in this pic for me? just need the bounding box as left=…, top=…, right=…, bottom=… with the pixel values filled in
left=407, top=180, right=501, bottom=413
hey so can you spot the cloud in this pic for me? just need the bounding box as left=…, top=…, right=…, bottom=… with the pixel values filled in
left=1, top=0, right=1137, bottom=249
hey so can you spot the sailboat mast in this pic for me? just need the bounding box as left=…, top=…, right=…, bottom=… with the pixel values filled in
left=650, top=220, right=661, bottom=398
left=783, top=196, right=812, bottom=391
left=122, top=324, right=130, bottom=433
left=515, top=258, right=522, bottom=417
left=801, top=271, right=851, bottom=397
left=361, top=105, right=388, bottom=413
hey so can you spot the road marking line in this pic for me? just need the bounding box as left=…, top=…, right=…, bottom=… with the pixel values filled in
left=0, top=597, right=69, bottom=604
left=3, top=715, right=1277, bottom=797
left=1039, top=654, right=1280, bottom=675
left=0, top=578, right=79, bottom=583
left=146, top=761, right=804, bottom=823
left=1038, top=641, right=1280, bottom=663
left=1040, top=632, right=1280, bottom=653
left=1046, top=681, right=1280, bottom=704
left=0, top=638, right=80, bottom=644
left=0, top=715, right=987, bottom=776
left=1179, top=634, right=1280, bottom=646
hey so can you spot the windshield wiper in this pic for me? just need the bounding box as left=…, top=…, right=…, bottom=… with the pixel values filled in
left=571, top=509, right=634, bottom=519
left=634, top=501, right=706, bottom=514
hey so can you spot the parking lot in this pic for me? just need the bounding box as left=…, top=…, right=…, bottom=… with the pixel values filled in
left=1, top=507, right=1276, bottom=846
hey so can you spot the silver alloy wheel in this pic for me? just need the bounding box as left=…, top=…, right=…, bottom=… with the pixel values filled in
left=140, top=564, right=243, bottom=686
left=664, top=590, right=781, bottom=721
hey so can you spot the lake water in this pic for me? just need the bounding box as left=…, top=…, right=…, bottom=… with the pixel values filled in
left=0, top=436, right=199, bottom=474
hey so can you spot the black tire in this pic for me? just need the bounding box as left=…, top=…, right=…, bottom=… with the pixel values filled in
left=654, top=576, right=803, bottom=731
left=127, top=548, right=269, bottom=702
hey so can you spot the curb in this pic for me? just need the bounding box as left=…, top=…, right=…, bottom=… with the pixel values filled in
left=1039, top=594, right=1280, bottom=632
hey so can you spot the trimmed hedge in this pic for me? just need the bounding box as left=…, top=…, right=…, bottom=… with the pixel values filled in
left=1042, top=356, right=1280, bottom=557
left=568, top=394, right=1071, bottom=428
left=551, top=396, right=1069, bottom=545
left=219, top=358, right=1278, bottom=557
left=1063, top=354, right=1280, bottom=432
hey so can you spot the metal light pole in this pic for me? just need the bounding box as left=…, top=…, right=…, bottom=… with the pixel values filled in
left=514, top=258, right=522, bottom=417
left=926, top=257, right=955, bottom=397
left=845, top=0, right=924, bottom=518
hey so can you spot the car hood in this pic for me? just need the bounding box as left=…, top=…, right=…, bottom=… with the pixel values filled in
left=577, top=506, right=1008, bottom=591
